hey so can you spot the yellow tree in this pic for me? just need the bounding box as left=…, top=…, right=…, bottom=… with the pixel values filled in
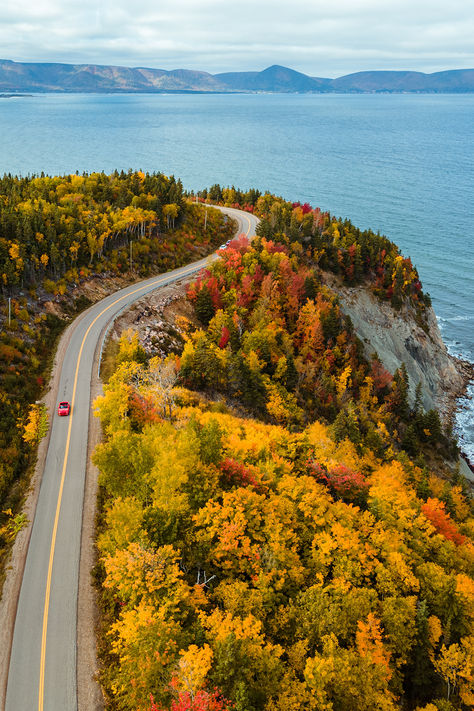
left=22, top=403, right=48, bottom=444
left=173, top=644, right=214, bottom=701
left=163, top=203, right=179, bottom=229
left=103, top=541, right=190, bottom=613
left=433, top=636, right=474, bottom=705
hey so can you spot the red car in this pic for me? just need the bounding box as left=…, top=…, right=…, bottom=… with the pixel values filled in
left=58, top=401, right=70, bottom=416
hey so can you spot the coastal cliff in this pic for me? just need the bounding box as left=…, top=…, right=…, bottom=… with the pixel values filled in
left=325, top=274, right=472, bottom=424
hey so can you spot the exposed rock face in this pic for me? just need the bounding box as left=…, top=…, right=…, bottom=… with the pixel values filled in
left=330, top=279, right=469, bottom=422
left=106, top=280, right=195, bottom=359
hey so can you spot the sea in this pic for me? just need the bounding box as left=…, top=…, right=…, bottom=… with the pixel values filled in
left=0, top=92, right=473, bottom=458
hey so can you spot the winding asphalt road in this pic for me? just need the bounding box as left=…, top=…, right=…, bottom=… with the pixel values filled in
left=5, top=206, right=259, bottom=711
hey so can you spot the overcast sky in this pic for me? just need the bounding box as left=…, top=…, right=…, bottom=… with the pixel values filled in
left=2, top=0, right=473, bottom=76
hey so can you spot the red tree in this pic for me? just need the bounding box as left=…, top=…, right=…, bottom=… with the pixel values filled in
left=220, top=458, right=260, bottom=489
left=308, top=460, right=368, bottom=503
left=421, top=498, right=466, bottom=546
left=148, top=689, right=233, bottom=711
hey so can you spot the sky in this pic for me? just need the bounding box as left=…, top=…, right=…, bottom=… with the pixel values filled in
left=2, top=0, right=473, bottom=76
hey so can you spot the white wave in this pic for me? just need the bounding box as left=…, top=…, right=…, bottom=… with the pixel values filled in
left=439, top=314, right=473, bottom=323
left=454, top=383, right=474, bottom=463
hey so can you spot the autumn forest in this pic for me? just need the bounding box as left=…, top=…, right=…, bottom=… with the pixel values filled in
left=0, top=173, right=473, bottom=711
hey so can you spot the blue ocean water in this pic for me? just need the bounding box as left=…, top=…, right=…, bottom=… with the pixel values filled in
left=0, top=92, right=473, bottom=455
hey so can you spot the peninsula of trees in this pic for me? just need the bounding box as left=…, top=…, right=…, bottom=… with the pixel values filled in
left=93, top=190, right=472, bottom=711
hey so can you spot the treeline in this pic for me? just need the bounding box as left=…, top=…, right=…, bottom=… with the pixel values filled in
left=0, top=170, right=184, bottom=290
left=194, top=185, right=431, bottom=313
left=93, top=236, right=473, bottom=711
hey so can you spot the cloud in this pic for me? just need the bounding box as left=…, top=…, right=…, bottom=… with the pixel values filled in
left=1, top=0, right=473, bottom=75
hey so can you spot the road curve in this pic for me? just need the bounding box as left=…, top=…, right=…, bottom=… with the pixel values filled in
left=5, top=206, right=259, bottom=711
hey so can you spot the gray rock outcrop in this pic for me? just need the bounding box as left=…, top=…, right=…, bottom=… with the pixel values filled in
left=331, top=280, right=468, bottom=422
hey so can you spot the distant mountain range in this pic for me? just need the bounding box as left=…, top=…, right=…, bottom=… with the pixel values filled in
left=1, top=60, right=474, bottom=93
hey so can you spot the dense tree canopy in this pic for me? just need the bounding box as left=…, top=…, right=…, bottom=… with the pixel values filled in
left=0, top=170, right=185, bottom=288
left=93, top=236, right=472, bottom=711
left=194, top=186, right=432, bottom=314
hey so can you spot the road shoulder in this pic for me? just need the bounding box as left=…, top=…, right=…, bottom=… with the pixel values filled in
left=77, top=348, right=104, bottom=711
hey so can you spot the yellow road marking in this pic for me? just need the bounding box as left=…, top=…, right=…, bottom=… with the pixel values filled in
left=37, top=213, right=253, bottom=709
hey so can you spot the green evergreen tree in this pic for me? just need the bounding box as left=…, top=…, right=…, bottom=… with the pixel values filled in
left=391, top=363, right=410, bottom=421
left=331, top=403, right=361, bottom=447
left=404, top=600, right=438, bottom=704
left=402, top=423, right=419, bottom=456
left=194, top=286, right=216, bottom=326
